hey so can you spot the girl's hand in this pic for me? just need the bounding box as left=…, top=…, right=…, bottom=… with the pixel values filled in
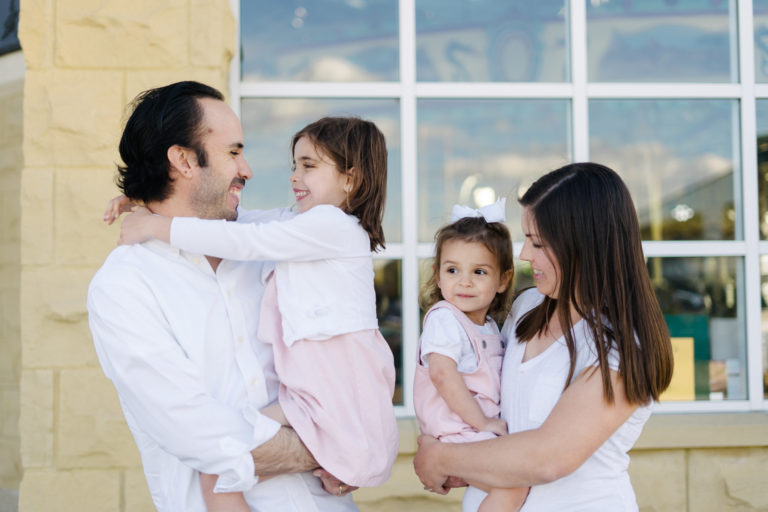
left=413, top=435, right=450, bottom=495
left=103, top=194, right=135, bottom=225
left=482, top=418, right=509, bottom=437
left=118, top=206, right=171, bottom=245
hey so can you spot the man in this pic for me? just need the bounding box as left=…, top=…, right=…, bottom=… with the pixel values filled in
left=88, top=81, right=357, bottom=511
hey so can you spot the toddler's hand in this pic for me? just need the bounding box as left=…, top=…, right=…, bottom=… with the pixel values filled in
left=103, top=194, right=135, bottom=225
left=118, top=206, right=158, bottom=245
left=482, top=418, right=508, bottom=437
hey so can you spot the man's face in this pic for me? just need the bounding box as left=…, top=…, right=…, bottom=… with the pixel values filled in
left=189, top=98, right=252, bottom=221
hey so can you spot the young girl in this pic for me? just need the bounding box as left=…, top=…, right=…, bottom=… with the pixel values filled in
left=414, top=163, right=674, bottom=512
left=113, top=117, right=399, bottom=510
left=413, top=198, right=529, bottom=512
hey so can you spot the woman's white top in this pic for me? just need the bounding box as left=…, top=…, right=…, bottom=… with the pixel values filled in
left=463, top=288, right=652, bottom=512
left=171, top=204, right=378, bottom=345
left=419, top=308, right=499, bottom=372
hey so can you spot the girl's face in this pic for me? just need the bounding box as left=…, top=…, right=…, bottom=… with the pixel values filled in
left=437, top=239, right=509, bottom=325
left=291, top=136, right=351, bottom=213
left=520, top=206, right=561, bottom=299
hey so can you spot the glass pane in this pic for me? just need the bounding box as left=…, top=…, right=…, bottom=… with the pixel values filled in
left=651, top=257, right=746, bottom=402
left=590, top=99, right=739, bottom=241
left=756, top=100, right=768, bottom=239
left=762, top=256, right=768, bottom=399
left=375, top=258, right=403, bottom=405
left=587, top=0, right=735, bottom=82
left=415, top=0, right=568, bottom=82
left=241, top=1, right=398, bottom=82
left=417, top=99, right=570, bottom=242
left=240, top=98, right=402, bottom=243
left=0, top=0, right=20, bottom=56
left=755, top=0, right=768, bottom=82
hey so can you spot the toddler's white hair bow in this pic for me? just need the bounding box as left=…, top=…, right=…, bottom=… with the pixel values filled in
left=450, top=197, right=506, bottom=224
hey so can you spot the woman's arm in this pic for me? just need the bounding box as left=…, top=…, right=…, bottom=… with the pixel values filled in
left=428, top=353, right=507, bottom=436
left=414, top=366, right=639, bottom=493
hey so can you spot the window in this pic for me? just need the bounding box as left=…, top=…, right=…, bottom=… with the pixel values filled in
left=0, top=0, right=20, bottom=56
left=235, top=0, right=768, bottom=413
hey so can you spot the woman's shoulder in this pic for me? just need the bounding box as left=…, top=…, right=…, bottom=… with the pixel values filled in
left=500, top=288, right=543, bottom=338
left=511, top=288, right=545, bottom=317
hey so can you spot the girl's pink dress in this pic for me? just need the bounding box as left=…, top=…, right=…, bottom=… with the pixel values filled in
left=413, top=300, right=505, bottom=443
left=258, top=274, right=399, bottom=487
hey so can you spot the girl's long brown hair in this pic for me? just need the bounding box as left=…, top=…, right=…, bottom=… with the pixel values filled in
left=517, top=162, right=673, bottom=404
left=291, top=117, right=387, bottom=251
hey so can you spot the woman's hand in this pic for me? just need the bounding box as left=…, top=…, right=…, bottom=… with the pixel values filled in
left=118, top=206, right=172, bottom=245
left=103, top=194, right=135, bottom=225
left=312, top=469, right=357, bottom=497
left=413, top=435, right=450, bottom=495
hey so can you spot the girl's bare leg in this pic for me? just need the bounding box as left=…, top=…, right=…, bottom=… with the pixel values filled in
left=261, top=403, right=289, bottom=426
left=477, top=487, right=529, bottom=512
left=200, top=472, right=250, bottom=512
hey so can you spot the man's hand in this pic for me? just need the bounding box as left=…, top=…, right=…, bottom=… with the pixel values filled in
left=313, top=469, right=357, bottom=497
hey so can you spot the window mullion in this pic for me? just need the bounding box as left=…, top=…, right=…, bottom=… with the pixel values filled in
left=399, top=0, right=418, bottom=415
left=737, top=0, right=765, bottom=408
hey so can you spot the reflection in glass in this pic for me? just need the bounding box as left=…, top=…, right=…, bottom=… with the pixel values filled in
left=756, top=100, right=768, bottom=239
left=755, top=0, right=768, bottom=82
left=240, top=98, right=402, bottom=242
left=415, top=0, right=567, bottom=82
left=375, top=259, right=403, bottom=405
left=587, top=1, right=735, bottom=82
left=650, top=257, right=745, bottom=401
left=762, top=256, right=768, bottom=398
left=241, top=1, right=398, bottom=81
left=417, top=99, right=569, bottom=242
left=590, top=99, right=739, bottom=241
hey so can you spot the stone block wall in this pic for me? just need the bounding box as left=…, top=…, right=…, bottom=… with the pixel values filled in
left=0, top=58, right=24, bottom=512
left=15, top=1, right=234, bottom=511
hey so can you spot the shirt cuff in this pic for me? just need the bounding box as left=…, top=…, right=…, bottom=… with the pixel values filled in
left=213, top=405, right=282, bottom=493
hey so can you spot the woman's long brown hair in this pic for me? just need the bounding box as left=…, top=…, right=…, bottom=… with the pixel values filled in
left=516, top=162, right=673, bottom=404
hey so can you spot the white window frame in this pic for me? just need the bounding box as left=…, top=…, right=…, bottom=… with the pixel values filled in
left=231, top=0, right=767, bottom=415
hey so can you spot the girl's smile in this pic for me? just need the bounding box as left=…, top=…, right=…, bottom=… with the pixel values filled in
left=291, top=137, right=351, bottom=213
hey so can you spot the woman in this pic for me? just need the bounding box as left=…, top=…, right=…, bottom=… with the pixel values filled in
left=413, top=162, right=673, bottom=511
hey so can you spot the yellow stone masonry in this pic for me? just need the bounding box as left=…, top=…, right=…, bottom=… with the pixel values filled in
left=16, top=1, right=236, bottom=510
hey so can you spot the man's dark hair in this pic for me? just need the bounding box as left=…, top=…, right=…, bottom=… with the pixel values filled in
left=116, top=81, right=224, bottom=203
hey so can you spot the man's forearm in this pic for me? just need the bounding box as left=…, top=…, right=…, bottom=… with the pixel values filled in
left=251, top=426, right=317, bottom=476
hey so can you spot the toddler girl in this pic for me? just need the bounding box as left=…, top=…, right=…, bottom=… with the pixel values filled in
left=113, top=117, right=398, bottom=510
left=413, top=199, right=528, bottom=511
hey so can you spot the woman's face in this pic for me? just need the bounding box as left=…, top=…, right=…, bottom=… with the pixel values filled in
left=520, top=206, right=562, bottom=299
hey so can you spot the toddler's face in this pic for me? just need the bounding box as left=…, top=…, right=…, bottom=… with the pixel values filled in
left=437, top=239, right=507, bottom=325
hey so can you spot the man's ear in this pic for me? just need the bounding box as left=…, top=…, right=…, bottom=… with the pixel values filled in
left=167, top=145, right=195, bottom=179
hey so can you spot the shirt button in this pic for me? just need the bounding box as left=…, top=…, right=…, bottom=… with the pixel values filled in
left=251, top=378, right=259, bottom=386
left=237, top=336, right=244, bottom=343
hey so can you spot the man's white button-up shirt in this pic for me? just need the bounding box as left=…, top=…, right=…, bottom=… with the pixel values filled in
left=87, top=207, right=357, bottom=512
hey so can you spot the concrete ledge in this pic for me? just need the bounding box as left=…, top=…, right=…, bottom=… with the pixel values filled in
left=634, top=412, right=768, bottom=449
left=398, top=413, right=768, bottom=454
